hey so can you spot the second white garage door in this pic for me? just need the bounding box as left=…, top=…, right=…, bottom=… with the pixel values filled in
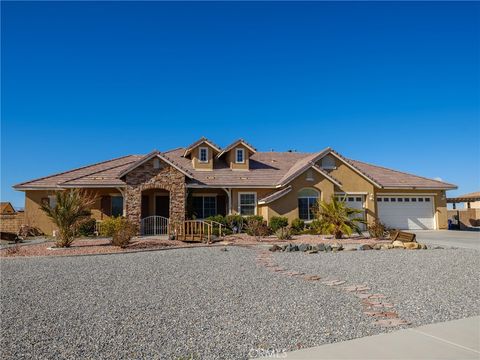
left=377, top=195, right=435, bottom=230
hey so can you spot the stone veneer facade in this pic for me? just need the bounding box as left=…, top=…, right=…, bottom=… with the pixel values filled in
left=123, top=158, right=186, bottom=227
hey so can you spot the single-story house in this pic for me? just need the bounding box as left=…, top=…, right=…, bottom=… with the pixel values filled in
left=13, top=137, right=456, bottom=235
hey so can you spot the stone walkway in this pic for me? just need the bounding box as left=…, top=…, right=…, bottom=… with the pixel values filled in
left=256, top=249, right=411, bottom=328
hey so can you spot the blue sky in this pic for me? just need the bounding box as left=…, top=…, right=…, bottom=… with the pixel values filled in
left=1, top=1, right=479, bottom=208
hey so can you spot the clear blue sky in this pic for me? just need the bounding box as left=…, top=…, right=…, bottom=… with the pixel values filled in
left=2, top=1, right=479, bottom=208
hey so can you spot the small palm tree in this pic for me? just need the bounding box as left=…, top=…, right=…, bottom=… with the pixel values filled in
left=314, top=195, right=365, bottom=239
left=40, top=189, right=95, bottom=247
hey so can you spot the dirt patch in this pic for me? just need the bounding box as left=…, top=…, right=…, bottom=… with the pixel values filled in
left=0, top=238, right=192, bottom=258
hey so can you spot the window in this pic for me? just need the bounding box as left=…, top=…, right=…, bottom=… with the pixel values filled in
left=404, top=198, right=410, bottom=202
left=111, top=196, right=124, bottom=217
left=298, top=188, right=319, bottom=221
left=384, top=198, right=389, bottom=202
left=356, top=197, right=362, bottom=202
left=321, top=155, right=336, bottom=169
left=348, top=197, right=354, bottom=202
left=193, top=195, right=217, bottom=218
left=411, top=198, right=417, bottom=202
left=391, top=198, right=396, bottom=202
left=425, top=198, right=431, bottom=202
left=239, top=193, right=256, bottom=216
left=199, top=147, right=208, bottom=162
left=306, top=169, right=314, bottom=181
left=377, top=198, right=382, bottom=202
left=418, top=198, right=424, bottom=202
left=48, top=195, right=57, bottom=208
left=235, top=148, right=245, bottom=163
left=397, top=198, right=403, bottom=202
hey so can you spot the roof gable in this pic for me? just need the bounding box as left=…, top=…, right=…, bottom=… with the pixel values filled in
left=118, top=150, right=193, bottom=179
left=216, top=139, right=256, bottom=159
left=183, top=137, right=221, bottom=157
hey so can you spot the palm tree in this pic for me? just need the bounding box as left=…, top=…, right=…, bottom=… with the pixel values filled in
left=40, top=189, right=95, bottom=247
left=314, top=195, right=365, bottom=239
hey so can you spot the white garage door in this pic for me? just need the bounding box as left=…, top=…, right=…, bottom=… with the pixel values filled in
left=336, top=195, right=366, bottom=230
left=377, top=196, right=435, bottom=230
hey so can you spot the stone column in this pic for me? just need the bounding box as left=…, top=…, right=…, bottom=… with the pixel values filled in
left=125, top=185, right=142, bottom=229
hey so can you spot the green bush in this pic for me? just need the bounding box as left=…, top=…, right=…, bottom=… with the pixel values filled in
left=111, top=218, right=137, bottom=248
left=291, top=218, right=305, bottom=233
left=99, top=216, right=124, bottom=237
left=269, top=216, right=289, bottom=232
left=225, top=214, right=244, bottom=232
left=76, top=218, right=97, bottom=237
left=205, top=215, right=226, bottom=225
left=309, top=219, right=324, bottom=234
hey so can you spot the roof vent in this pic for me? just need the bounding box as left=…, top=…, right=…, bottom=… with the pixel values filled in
left=240, top=176, right=249, bottom=180
left=206, top=176, right=215, bottom=180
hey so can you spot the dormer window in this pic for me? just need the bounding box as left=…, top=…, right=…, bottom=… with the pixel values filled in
left=236, top=148, right=245, bottom=163
left=321, top=155, right=336, bottom=169
left=199, top=147, right=208, bottom=163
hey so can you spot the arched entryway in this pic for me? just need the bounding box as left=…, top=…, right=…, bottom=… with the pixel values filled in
left=141, top=189, right=170, bottom=219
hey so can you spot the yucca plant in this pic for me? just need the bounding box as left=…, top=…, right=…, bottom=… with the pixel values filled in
left=40, top=189, right=95, bottom=247
left=314, top=195, right=365, bottom=239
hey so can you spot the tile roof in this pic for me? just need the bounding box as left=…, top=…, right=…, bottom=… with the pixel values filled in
left=13, top=146, right=457, bottom=190
left=258, top=186, right=292, bottom=204
left=447, top=191, right=480, bottom=202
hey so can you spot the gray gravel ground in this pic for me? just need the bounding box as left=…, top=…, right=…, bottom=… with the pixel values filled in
left=1, top=247, right=479, bottom=359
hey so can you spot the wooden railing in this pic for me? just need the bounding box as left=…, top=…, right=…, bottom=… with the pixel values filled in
left=169, top=220, right=225, bottom=243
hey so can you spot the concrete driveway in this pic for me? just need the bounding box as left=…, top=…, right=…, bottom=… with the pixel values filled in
left=413, top=230, right=480, bottom=250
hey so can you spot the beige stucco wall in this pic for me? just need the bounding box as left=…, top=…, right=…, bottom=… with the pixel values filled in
left=375, top=188, right=447, bottom=230
left=225, top=145, right=250, bottom=170
left=24, top=188, right=123, bottom=235
left=191, top=143, right=216, bottom=170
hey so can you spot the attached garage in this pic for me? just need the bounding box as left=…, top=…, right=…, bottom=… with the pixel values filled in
left=336, top=194, right=366, bottom=230
left=377, top=195, right=435, bottom=230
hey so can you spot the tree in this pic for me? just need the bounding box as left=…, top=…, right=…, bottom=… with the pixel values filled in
left=314, top=195, right=365, bottom=239
left=40, top=189, right=95, bottom=247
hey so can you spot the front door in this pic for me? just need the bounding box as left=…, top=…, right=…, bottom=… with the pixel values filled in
left=155, top=195, right=169, bottom=218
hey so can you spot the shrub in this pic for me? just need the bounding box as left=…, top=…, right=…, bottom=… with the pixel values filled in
left=205, top=215, right=226, bottom=226
left=76, top=218, right=97, bottom=237
left=245, top=217, right=270, bottom=240
left=225, top=214, right=244, bottom=233
left=314, top=196, right=365, bottom=239
left=367, top=218, right=388, bottom=239
left=269, top=216, right=289, bottom=232
left=111, top=218, right=137, bottom=248
left=275, top=227, right=292, bottom=240
left=290, top=218, right=305, bottom=234
left=40, top=189, right=95, bottom=247
left=99, top=216, right=124, bottom=237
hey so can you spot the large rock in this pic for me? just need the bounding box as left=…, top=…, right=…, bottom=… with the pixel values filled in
left=404, top=242, right=421, bottom=250
left=298, top=243, right=309, bottom=252
left=373, top=243, right=383, bottom=250
left=331, top=243, right=343, bottom=251
left=357, top=244, right=372, bottom=251
left=317, top=243, right=326, bottom=252
left=392, top=240, right=405, bottom=249
left=324, top=244, right=332, bottom=252
left=269, top=244, right=282, bottom=252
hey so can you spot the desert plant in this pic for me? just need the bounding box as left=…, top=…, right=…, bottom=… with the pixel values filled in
left=205, top=215, right=226, bottom=226
left=245, top=217, right=270, bottom=240
left=367, top=218, right=389, bottom=239
left=225, top=214, right=244, bottom=233
left=275, top=227, right=292, bottom=240
left=111, top=218, right=137, bottom=248
left=314, top=196, right=365, bottom=239
left=76, top=218, right=97, bottom=237
left=99, top=216, right=124, bottom=237
left=40, top=189, right=95, bottom=247
left=269, top=216, right=289, bottom=232
left=290, top=218, right=305, bottom=234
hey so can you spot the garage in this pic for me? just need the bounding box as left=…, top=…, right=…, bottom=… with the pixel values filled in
left=336, top=194, right=366, bottom=230
left=377, top=195, right=435, bottom=230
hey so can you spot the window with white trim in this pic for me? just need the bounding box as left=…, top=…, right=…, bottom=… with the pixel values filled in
left=298, top=188, right=319, bottom=221
left=238, top=193, right=256, bottom=215
left=235, top=148, right=245, bottom=163
left=192, top=195, right=217, bottom=218
left=199, top=147, right=208, bottom=162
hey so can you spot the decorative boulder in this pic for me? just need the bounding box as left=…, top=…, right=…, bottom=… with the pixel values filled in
left=357, top=244, right=372, bottom=251
left=298, top=243, right=309, bottom=252
left=269, top=244, right=282, bottom=252
left=373, top=243, right=383, bottom=250
left=331, top=243, right=343, bottom=251
left=324, top=244, right=332, bottom=252
left=421, top=244, right=428, bottom=249
left=392, top=240, right=406, bottom=249
left=403, top=242, right=421, bottom=250
left=381, top=244, right=394, bottom=250
left=317, top=243, right=326, bottom=252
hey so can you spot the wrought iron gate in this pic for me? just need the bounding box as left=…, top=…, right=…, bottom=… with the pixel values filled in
left=140, top=216, right=169, bottom=236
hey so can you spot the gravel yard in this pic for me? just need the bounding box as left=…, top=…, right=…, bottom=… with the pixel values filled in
left=1, top=246, right=479, bottom=359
